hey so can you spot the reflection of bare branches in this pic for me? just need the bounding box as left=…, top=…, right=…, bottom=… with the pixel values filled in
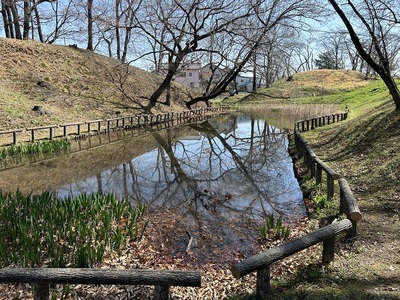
left=189, top=120, right=288, bottom=216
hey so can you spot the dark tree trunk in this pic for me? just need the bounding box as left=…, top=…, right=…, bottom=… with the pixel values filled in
left=115, top=0, right=121, bottom=60
left=22, top=0, right=30, bottom=39
left=32, top=4, right=44, bottom=42
left=146, top=55, right=184, bottom=111
left=10, top=0, right=21, bottom=39
left=87, top=0, right=94, bottom=51
left=1, top=1, right=11, bottom=38
left=186, top=47, right=255, bottom=109
left=328, top=0, right=400, bottom=110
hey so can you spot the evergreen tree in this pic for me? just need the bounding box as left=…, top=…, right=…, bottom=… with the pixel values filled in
left=314, top=51, right=338, bottom=69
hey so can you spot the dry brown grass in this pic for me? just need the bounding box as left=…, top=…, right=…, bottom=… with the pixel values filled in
left=239, top=103, right=343, bottom=130
left=0, top=38, right=193, bottom=131
left=269, top=69, right=369, bottom=99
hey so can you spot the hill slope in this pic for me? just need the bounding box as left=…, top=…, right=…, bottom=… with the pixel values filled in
left=0, top=38, right=191, bottom=130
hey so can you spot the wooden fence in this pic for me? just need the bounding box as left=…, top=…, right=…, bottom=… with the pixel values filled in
left=231, top=109, right=362, bottom=299
left=0, top=106, right=231, bottom=146
left=0, top=106, right=227, bottom=299
left=0, top=268, right=201, bottom=300
left=231, top=219, right=352, bottom=299
left=292, top=113, right=361, bottom=235
left=0, top=107, right=362, bottom=300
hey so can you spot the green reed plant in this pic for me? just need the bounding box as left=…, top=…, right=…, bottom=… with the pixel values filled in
left=301, top=179, right=335, bottom=217
left=0, top=139, right=71, bottom=159
left=260, top=214, right=291, bottom=241
left=0, top=190, right=148, bottom=268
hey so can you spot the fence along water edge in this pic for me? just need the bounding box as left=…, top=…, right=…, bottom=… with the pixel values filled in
left=0, top=108, right=362, bottom=299
left=0, top=106, right=231, bottom=146
left=230, top=109, right=362, bottom=299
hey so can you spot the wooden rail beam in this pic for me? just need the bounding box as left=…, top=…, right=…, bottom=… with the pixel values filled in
left=231, top=219, right=352, bottom=299
left=339, top=178, right=362, bottom=237
left=26, top=125, right=58, bottom=142
left=60, top=122, right=85, bottom=137
left=231, top=219, right=352, bottom=279
left=0, top=268, right=201, bottom=300
left=0, top=129, right=24, bottom=145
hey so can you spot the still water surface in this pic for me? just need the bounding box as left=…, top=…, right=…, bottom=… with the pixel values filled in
left=56, top=114, right=305, bottom=218
left=0, top=114, right=306, bottom=262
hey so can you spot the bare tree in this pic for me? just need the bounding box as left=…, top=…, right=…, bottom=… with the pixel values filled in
left=186, top=0, right=319, bottom=108
left=1, top=0, right=21, bottom=38
left=328, top=0, right=400, bottom=110
left=90, top=0, right=141, bottom=62
left=87, top=0, right=93, bottom=50
left=135, top=0, right=259, bottom=111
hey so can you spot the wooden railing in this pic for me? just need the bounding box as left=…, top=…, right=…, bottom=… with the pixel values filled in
left=26, top=125, right=58, bottom=142
left=0, top=128, right=24, bottom=145
left=231, top=109, right=361, bottom=299
left=231, top=219, right=352, bottom=299
left=0, top=106, right=231, bottom=146
left=0, top=268, right=201, bottom=300
left=293, top=111, right=348, bottom=200
left=294, top=112, right=348, bottom=132
left=1, top=107, right=361, bottom=299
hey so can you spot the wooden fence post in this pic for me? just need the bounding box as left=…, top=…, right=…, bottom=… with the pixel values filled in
left=322, top=236, right=336, bottom=264
left=256, top=266, right=271, bottom=300
left=327, top=174, right=334, bottom=201
left=154, top=284, right=170, bottom=300
left=33, top=283, right=49, bottom=300
left=316, top=163, right=322, bottom=185
left=338, top=178, right=362, bottom=237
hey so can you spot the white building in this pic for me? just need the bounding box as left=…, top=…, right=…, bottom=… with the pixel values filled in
left=173, top=62, right=202, bottom=88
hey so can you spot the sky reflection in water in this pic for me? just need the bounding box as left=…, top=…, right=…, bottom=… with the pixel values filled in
left=1, top=114, right=306, bottom=263
left=57, top=114, right=305, bottom=220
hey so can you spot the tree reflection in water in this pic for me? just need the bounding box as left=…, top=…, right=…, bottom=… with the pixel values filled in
left=58, top=114, right=306, bottom=264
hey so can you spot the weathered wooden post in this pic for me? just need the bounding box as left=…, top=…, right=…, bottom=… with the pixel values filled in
left=33, top=283, right=49, bottom=300
left=316, top=162, right=322, bottom=185
left=256, top=266, right=271, bottom=300
left=314, top=157, right=340, bottom=200
left=338, top=178, right=362, bottom=237
left=231, top=219, right=352, bottom=299
left=327, top=174, right=335, bottom=201
left=322, top=235, right=336, bottom=264
left=154, top=284, right=169, bottom=300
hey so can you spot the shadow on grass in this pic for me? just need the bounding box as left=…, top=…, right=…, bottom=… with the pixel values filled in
left=228, top=264, right=400, bottom=300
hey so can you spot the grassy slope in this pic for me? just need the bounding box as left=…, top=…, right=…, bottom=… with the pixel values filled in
left=0, top=38, right=398, bottom=298
left=0, top=38, right=192, bottom=131
left=239, top=70, right=400, bottom=299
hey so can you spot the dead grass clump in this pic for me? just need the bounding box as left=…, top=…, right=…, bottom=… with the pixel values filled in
left=240, top=103, right=342, bottom=121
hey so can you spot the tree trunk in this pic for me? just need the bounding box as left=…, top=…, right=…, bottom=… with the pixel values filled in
left=32, top=4, right=44, bottom=42
left=146, top=55, right=184, bottom=111
left=380, top=71, right=400, bottom=110
left=10, top=0, right=21, bottom=39
left=87, top=0, right=93, bottom=51
left=328, top=0, right=400, bottom=110
left=1, top=1, right=11, bottom=38
left=115, top=0, right=121, bottom=60
left=22, top=0, right=30, bottom=40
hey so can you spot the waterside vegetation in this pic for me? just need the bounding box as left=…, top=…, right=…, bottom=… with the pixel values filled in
left=0, top=46, right=398, bottom=298
left=0, top=139, right=71, bottom=159
left=0, top=191, right=147, bottom=269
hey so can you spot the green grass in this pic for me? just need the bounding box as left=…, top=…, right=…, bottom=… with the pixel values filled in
left=260, top=214, right=291, bottom=240
left=0, top=191, right=148, bottom=268
left=0, top=139, right=71, bottom=159
left=227, top=71, right=392, bottom=118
